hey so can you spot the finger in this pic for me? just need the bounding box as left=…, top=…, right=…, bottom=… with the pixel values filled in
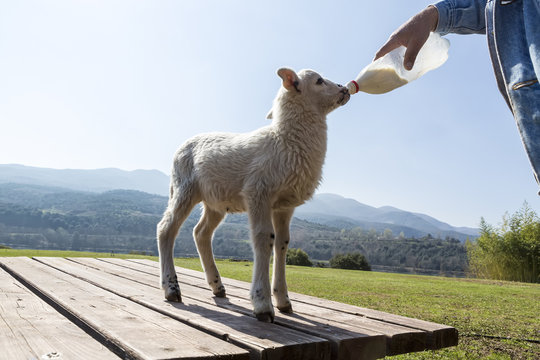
left=373, top=39, right=402, bottom=61
left=403, top=38, right=426, bottom=70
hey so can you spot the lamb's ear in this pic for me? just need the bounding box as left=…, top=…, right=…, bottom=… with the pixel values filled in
left=266, top=109, right=273, bottom=119
left=277, top=68, right=300, bottom=92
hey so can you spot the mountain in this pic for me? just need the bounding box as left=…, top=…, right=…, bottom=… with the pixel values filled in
left=0, top=182, right=469, bottom=275
left=0, top=164, right=170, bottom=196
left=0, top=164, right=478, bottom=240
left=295, top=193, right=479, bottom=241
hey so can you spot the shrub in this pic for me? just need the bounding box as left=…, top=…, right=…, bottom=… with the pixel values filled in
left=467, top=202, right=540, bottom=283
left=329, top=252, right=371, bottom=271
left=286, top=248, right=313, bottom=267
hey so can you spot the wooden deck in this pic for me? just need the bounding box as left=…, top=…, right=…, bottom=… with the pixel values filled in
left=0, top=257, right=458, bottom=360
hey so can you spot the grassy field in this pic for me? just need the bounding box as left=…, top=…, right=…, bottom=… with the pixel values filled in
left=1, top=249, right=538, bottom=359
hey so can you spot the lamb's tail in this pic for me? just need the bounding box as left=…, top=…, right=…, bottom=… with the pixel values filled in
left=168, top=143, right=197, bottom=202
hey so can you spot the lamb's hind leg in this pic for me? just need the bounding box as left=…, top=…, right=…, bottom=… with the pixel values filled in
left=193, top=204, right=226, bottom=297
left=272, top=208, right=294, bottom=313
left=157, top=183, right=197, bottom=302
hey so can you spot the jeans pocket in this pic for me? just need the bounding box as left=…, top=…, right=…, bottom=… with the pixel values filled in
left=512, top=79, right=539, bottom=90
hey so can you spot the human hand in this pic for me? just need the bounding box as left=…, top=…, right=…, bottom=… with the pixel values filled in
left=374, top=6, right=439, bottom=71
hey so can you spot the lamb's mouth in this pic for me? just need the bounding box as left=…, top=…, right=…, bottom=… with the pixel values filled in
left=338, top=92, right=350, bottom=105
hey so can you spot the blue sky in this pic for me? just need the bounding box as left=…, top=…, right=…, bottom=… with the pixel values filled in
left=1, top=0, right=538, bottom=228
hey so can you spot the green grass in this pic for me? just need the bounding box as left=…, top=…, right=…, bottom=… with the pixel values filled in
left=2, top=249, right=539, bottom=359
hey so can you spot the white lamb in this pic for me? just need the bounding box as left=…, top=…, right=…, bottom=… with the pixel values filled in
left=157, top=68, right=350, bottom=322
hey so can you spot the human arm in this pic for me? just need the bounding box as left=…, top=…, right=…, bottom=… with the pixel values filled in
left=435, top=0, right=488, bottom=35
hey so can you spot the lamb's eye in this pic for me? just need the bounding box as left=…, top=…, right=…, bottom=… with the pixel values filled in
left=316, top=78, right=324, bottom=85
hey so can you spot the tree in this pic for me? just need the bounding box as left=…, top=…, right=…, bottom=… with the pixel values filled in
left=467, top=202, right=540, bottom=283
left=286, top=248, right=313, bottom=267
left=329, top=252, right=371, bottom=271
left=383, top=228, right=394, bottom=239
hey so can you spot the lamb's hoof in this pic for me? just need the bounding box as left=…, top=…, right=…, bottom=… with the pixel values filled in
left=165, top=292, right=182, bottom=302
left=165, top=287, right=182, bottom=302
left=213, top=288, right=226, bottom=298
left=255, top=311, right=275, bottom=323
left=277, top=304, right=293, bottom=314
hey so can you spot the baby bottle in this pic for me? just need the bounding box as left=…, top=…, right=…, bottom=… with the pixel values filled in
left=346, top=32, right=450, bottom=95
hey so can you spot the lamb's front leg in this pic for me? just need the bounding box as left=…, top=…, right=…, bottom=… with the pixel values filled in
left=248, top=205, right=275, bottom=322
left=271, top=208, right=294, bottom=313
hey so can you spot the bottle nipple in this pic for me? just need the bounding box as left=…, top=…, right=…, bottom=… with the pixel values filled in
left=346, top=80, right=360, bottom=95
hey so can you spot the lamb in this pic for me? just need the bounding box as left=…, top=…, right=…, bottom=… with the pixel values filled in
left=157, top=68, right=350, bottom=322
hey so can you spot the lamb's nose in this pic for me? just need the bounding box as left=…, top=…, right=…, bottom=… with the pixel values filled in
left=337, top=84, right=343, bottom=87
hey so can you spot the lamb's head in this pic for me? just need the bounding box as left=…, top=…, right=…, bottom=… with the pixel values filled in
left=271, top=68, right=350, bottom=118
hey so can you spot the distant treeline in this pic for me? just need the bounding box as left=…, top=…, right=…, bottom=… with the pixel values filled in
left=0, top=184, right=469, bottom=276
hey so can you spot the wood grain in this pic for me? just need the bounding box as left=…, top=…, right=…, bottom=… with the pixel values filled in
left=0, top=257, right=250, bottom=360
left=0, top=267, right=119, bottom=360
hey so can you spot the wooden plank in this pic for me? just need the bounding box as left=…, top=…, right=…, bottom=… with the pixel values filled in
left=0, top=257, right=250, bottom=360
left=126, top=258, right=458, bottom=351
left=97, top=258, right=426, bottom=356
left=0, top=267, right=119, bottom=360
left=70, top=257, right=389, bottom=360
left=35, top=257, right=331, bottom=360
